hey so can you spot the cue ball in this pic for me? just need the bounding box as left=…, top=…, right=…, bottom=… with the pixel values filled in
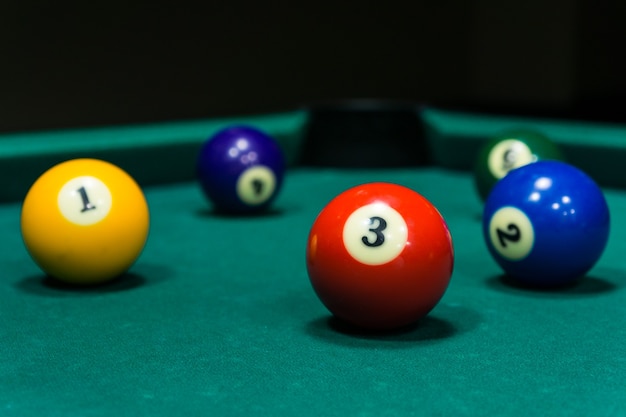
left=483, top=161, right=610, bottom=286
left=474, top=130, right=564, bottom=200
left=306, top=183, right=454, bottom=330
left=21, top=159, right=150, bottom=285
left=197, top=125, right=286, bottom=213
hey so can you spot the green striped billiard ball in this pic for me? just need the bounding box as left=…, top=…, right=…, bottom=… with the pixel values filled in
left=473, top=130, right=564, bottom=201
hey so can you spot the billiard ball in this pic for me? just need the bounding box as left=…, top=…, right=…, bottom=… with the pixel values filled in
left=306, top=183, right=454, bottom=330
left=21, top=159, right=150, bottom=285
left=483, top=160, right=609, bottom=286
left=474, top=130, right=564, bottom=201
left=197, top=125, right=286, bottom=214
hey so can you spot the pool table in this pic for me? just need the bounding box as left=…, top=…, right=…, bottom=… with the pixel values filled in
left=1, top=105, right=625, bottom=416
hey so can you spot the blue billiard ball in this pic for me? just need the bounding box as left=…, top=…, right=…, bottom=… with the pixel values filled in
left=197, top=125, right=286, bottom=213
left=483, top=160, right=610, bottom=286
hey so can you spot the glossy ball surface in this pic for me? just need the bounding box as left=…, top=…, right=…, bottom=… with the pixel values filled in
left=483, top=161, right=609, bottom=286
left=21, top=159, right=150, bottom=285
left=474, top=130, right=564, bottom=200
left=197, top=126, right=286, bottom=213
left=306, top=183, right=454, bottom=330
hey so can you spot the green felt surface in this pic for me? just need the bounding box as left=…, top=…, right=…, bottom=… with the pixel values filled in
left=0, top=110, right=308, bottom=202
left=1, top=168, right=625, bottom=416
left=422, top=107, right=626, bottom=188
left=2, top=105, right=625, bottom=203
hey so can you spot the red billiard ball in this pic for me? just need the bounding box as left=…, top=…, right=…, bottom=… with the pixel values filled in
left=306, top=182, right=454, bottom=330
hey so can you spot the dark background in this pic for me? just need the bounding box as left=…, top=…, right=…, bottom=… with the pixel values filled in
left=1, top=0, right=625, bottom=133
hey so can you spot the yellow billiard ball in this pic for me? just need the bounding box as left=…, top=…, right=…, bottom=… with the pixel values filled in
left=21, top=159, right=150, bottom=285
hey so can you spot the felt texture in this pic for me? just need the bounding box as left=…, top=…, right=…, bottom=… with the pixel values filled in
left=1, top=168, right=625, bottom=416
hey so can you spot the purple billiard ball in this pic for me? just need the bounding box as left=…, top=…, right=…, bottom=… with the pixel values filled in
left=197, top=125, right=286, bottom=213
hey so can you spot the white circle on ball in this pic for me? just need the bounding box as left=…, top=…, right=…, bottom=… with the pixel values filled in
left=343, top=203, right=408, bottom=265
left=236, top=165, right=276, bottom=205
left=58, top=176, right=113, bottom=225
left=488, top=206, right=534, bottom=260
left=488, top=139, right=534, bottom=179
